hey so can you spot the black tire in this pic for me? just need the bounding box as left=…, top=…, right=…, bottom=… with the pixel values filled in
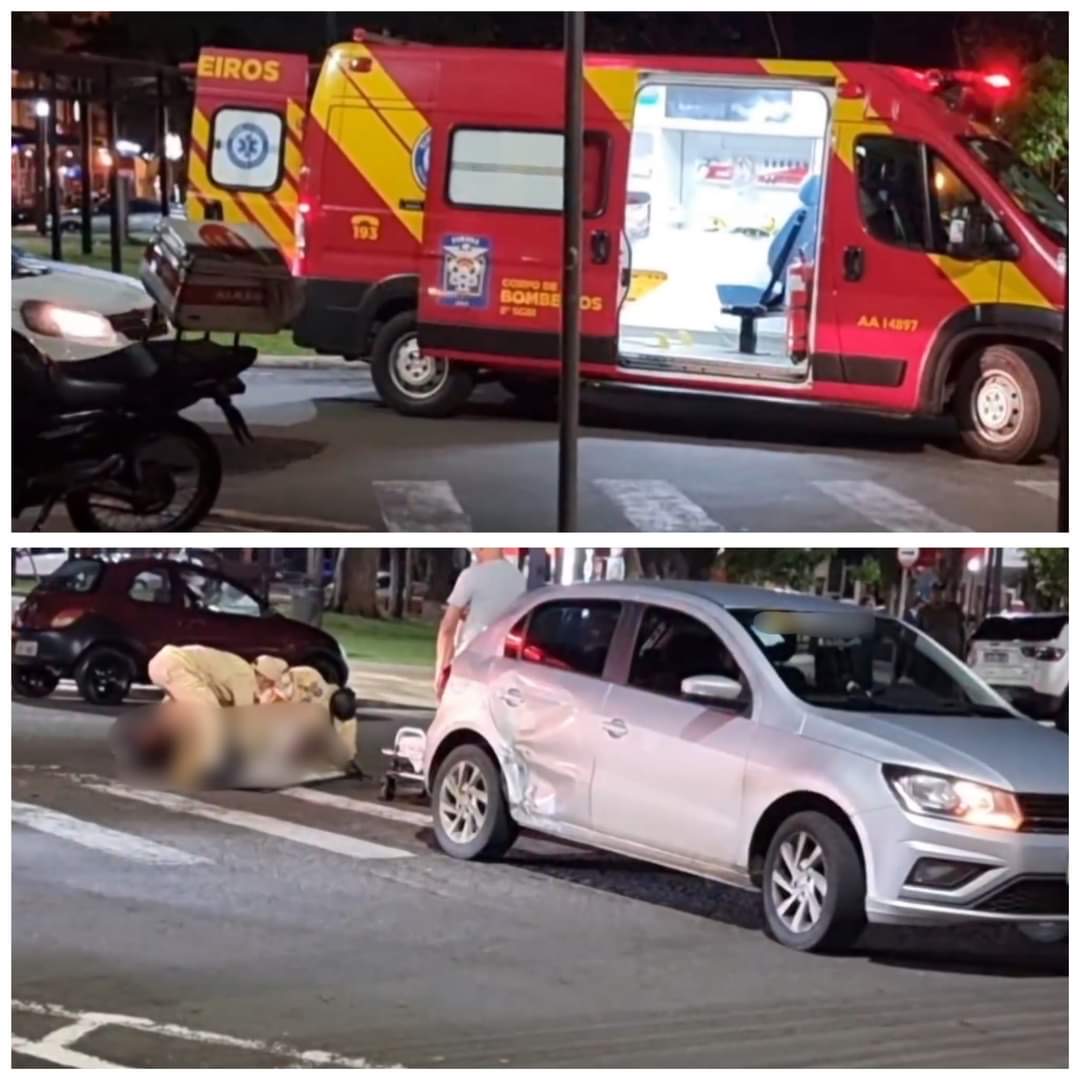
left=1055, top=691, right=1068, bottom=734
left=953, top=344, right=1059, bottom=464
left=761, top=811, right=866, bottom=953
left=74, top=645, right=136, bottom=706
left=65, top=416, right=222, bottom=532
left=370, top=311, right=475, bottom=418
left=13, top=666, right=59, bottom=699
left=380, top=776, right=397, bottom=802
left=432, top=743, right=518, bottom=861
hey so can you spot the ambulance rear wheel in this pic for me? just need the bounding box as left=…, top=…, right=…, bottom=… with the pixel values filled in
left=371, top=312, right=475, bottom=418
left=954, top=345, right=1059, bottom=464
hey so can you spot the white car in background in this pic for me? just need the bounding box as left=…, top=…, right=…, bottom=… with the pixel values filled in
left=968, top=614, right=1069, bottom=731
left=12, top=247, right=165, bottom=363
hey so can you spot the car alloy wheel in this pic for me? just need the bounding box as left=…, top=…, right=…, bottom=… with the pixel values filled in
left=438, top=759, right=489, bottom=845
left=770, top=830, right=828, bottom=934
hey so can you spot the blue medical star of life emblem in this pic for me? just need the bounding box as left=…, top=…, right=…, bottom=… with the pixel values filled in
left=226, top=122, right=271, bottom=171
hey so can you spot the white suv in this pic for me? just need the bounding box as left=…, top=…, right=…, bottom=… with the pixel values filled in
left=969, top=614, right=1069, bottom=731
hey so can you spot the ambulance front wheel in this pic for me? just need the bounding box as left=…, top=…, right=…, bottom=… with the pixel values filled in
left=954, top=345, right=1059, bottom=464
left=371, top=312, right=475, bottom=418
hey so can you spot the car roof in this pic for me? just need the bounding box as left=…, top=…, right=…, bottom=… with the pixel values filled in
left=535, top=579, right=854, bottom=613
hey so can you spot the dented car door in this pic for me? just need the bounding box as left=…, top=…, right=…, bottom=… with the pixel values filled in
left=486, top=599, right=624, bottom=828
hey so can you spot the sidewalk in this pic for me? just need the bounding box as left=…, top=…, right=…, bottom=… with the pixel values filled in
left=348, top=661, right=435, bottom=710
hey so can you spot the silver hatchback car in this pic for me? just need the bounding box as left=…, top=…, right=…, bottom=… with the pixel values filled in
left=423, top=582, right=1068, bottom=952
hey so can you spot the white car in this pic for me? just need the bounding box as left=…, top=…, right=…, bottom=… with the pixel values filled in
left=423, top=582, right=1067, bottom=953
left=12, top=247, right=165, bottom=363
left=969, top=613, right=1069, bottom=730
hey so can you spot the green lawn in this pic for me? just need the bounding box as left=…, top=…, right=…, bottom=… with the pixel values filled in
left=13, top=576, right=40, bottom=596
left=14, top=232, right=311, bottom=356
left=323, top=614, right=437, bottom=668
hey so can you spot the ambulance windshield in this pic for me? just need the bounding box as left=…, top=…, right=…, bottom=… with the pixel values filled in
left=966, top=138, right=1066, bottom=246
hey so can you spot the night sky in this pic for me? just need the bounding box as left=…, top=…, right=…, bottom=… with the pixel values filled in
left=14, top=12, right=1069, bottom=69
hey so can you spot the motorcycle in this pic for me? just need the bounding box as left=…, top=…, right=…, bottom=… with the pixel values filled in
left=13, top=332, right=255, bottom=532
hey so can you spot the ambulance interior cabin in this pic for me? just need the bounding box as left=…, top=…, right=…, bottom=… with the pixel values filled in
left=620, top=81, right=828, bottom=376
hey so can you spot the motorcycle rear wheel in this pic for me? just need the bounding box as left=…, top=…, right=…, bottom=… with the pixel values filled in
left=65, top=417, right=223, bottom=532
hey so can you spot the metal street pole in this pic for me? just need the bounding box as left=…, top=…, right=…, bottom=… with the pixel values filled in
left=45, top=77, right=62, bottom=262
left=79, top=84, right=93, bottom=255
left=1058, top=267, right=1067, bottom=532
left=557, top=11, right=585, bottom=532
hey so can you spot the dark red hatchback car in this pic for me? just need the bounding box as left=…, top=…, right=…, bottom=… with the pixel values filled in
left=13, top=557, right=348, bottom=704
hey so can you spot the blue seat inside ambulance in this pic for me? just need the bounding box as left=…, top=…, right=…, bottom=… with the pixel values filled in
left=716, top=174, right=821, bottom=355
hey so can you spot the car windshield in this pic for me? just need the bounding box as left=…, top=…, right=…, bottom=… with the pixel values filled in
left=973, top=614, right=1068, bottom=642
left=965, top=137, right=1066, bottom=245
left=35, top=559, right=103, bottom=594
left=732, top=607, right=1016, bottom=718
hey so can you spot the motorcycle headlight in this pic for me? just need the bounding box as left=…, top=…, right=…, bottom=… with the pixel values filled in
left=21, top=300, right=118, bottom=345
left=884, top=766, right=1022, bottom=831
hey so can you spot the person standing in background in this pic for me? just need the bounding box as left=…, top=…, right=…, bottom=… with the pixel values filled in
left=435, top=549, right=526, bottom=696
left=916, top=582, right=967, bottom=658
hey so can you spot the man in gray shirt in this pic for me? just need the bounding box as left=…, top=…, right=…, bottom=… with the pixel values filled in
left=435, top=549, right=526, bottom=694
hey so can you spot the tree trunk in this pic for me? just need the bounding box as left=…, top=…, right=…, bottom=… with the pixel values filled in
left=340, top=548, right=381, bottom=617
left=388, top=548, right=406, bottom=619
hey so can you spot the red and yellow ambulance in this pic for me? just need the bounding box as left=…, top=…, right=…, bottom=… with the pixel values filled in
left=187, top=33, right=1066, bottom=463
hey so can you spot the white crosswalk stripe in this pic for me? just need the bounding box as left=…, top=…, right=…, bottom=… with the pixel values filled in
left=1016, top=479, right=1059, bottom=500
left=281, top=785, right=432, bottom=827
left=12, top=800, right=211, bottom=867
left=596, top=479, right=723, bottom=532
left=374, top=480, right=473, bottom=532
left=814, top=480, right=971, bottom=532
left=65, top=773, right=414, bottom=862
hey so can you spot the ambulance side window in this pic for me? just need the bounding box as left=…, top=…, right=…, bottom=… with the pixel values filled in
left=926, top=153, right=997, bottom=259
left=209, top=107, right=285, bottom=193
left=447, top=128, right=609, bottom=217
left=854, top=136, right=926, bottom=250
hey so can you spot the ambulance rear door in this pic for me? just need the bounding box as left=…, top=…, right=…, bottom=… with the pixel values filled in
left=187, top=48, right=309, bottom=263
left=416, top=55, right=634, bottom=373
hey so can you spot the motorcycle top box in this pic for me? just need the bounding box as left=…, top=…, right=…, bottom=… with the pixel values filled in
left=141, top=219, right=303, bottom=335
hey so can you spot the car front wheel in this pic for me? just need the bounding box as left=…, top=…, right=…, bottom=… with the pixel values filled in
left=432, top=744, right=517, bottom=861
left=954, top=345, right=1059, bottom=464
left=75, top=646, right=135, bottom=706
left=762, top=811, right=866, bottom=953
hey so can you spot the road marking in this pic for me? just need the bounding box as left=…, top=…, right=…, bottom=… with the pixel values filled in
left=814, top=481, right=971, bottom=532
left=1016, top=479, right=1059, bottom=500
left=595, top=479, right=723, bottom=532
left=282, top=785, right=432, bottom=827
left=12, top=801, right=211, bottom=867
left=13, top=1000, right=387, bottom=1068
left=12, top=1034, right=122, bottom=1069
left=374, top=480, right=473, bottom=532
left=205, top=507, right=372, bottom=532
left=67, top=773, right=413, bottom=862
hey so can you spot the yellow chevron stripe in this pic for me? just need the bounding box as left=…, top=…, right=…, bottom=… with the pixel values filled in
left=759, top=59, right=844, bottom=81
left=286, top=99, right=305, bottom=141
left=310, top=46, right=427, bottom=243
left=585, top=66, right=639, bottom=128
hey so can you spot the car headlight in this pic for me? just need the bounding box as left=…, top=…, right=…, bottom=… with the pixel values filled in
left=884, top=765, right=1022, bottom=831
left=21, top=300, right=118, bottom=345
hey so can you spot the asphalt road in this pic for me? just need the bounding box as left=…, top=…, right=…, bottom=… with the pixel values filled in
left=13, top=688, right=1067, bottom=1068
left=16, top=366, right=1061, bottom=534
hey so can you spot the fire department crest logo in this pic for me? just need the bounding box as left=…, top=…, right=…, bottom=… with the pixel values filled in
left=412, top=128, right=432, bottom=190
left=440, top=235, right=491, bottom=309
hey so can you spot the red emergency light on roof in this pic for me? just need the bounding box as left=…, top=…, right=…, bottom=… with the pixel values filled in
left=983, top=71, right=1013, bottom=91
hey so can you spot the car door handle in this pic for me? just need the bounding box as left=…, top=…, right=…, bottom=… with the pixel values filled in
left=498, top=688, right=524, bottom=707
left=843, top=245, right=865, bottom=282
left=601, top=718, right=628, bottom=739
left=590, top=229, right=612, bottom=265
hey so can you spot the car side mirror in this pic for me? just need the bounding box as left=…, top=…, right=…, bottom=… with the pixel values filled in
left=681, top=674, right=746, bottom=706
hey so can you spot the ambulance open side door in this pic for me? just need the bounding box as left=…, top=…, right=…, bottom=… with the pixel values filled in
left=187, top=48, right=310, bottom=262
left=416, top=58, right=634, bottom=374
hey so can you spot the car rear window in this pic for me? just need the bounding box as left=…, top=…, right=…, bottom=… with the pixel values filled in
left=972, top=615, right=1068, bottom=642
left=35, top=559, right=103, bottom=594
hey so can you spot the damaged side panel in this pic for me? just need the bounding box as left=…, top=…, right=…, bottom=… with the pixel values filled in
left=485, top=659, right=610, bottom=827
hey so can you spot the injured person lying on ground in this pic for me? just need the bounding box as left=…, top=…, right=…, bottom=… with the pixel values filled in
left=110, top=645, right=360, bottom=790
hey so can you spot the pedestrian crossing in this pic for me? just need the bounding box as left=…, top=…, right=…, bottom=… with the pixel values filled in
left=211, top=475, right=1057, bottom=534
left=13, top=768, right=427, bottom=869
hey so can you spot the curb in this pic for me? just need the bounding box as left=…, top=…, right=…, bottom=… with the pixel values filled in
left=253, top=354, right=354, bottom=370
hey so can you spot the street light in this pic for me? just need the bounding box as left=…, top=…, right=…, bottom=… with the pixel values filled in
left=34, top=99, right=49, bottom=118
